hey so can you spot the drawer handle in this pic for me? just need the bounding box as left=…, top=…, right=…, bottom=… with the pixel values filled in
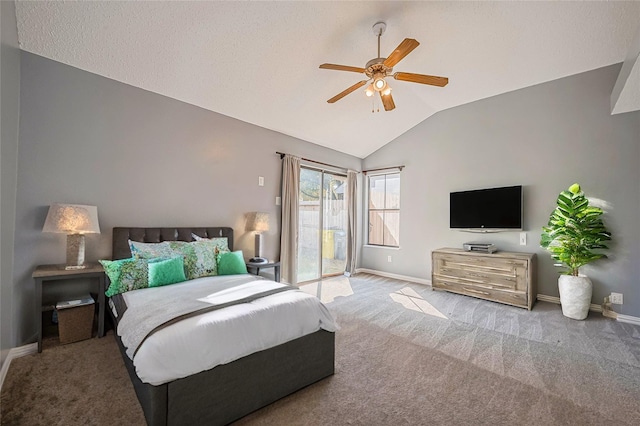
left=464, top=287, right=490, bottom=296
left=468, top=272, right=486, bottom=278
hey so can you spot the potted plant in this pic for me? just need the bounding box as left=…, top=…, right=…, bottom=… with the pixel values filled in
left=540, top=183, right=611, bottom=320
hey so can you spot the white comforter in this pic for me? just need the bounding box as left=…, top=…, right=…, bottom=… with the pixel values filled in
left=117, top=275, right=338, bottom=385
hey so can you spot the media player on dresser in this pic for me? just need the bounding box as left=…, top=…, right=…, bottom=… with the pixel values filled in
left=463, top=242, right=497, bottom=254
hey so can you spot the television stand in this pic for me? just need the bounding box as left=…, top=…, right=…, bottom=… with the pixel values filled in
left=431, top=248, right=536, bottom=310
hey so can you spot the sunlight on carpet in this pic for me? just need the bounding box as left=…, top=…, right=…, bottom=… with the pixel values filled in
left=299, top=275, right=354, bottom=303
left=390, top=286, right=448, bottom=319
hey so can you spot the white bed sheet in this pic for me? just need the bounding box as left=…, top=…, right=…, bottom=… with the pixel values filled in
left=118, top=275, right=338, bottom=385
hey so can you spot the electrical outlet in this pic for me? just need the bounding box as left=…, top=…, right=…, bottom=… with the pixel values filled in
left=275, top=196, right=281, bottom=206
left=519, top=232, right=527, bottom=245
left=611, top=292, right=623, bottom=305
left=258, top=176, right=264, bottom=186
left=387, top=255, right=392, bottom=263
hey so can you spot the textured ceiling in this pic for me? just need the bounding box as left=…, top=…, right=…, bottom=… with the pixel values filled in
left=15, top=1, right=640, bottom=159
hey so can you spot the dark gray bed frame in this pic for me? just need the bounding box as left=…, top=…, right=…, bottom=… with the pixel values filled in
left=110, top=227, right=335, bottom=426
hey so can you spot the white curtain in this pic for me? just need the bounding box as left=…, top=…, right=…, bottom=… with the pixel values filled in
left=280, top=155, right=300, bottom=285
left=345, top=170, right=358, bottom=276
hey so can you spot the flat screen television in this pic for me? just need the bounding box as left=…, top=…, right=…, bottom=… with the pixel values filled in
left=450, top=185, right=522, bottom=231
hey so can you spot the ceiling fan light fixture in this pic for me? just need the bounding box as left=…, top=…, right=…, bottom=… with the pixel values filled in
left=382, top=86, right=392, bottom=96
left=374, top=77, right=387, bottom=91
left=365, top=84, right=374, bottom=97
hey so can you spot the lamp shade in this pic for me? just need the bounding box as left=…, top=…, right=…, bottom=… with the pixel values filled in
left=42, top=203, right=100, bottom=234
left=245, top=212, right=270, bottom=233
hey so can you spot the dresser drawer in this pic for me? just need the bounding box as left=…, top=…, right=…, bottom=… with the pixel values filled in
left=433, top=277, right=527, bottom=308
left=435, top=265, right=519, bottom=290
left=437, top=253, right=529, bottom=270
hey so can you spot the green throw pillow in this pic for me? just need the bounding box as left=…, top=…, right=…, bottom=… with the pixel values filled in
left=217, top=251, right=248, bottom=275
left=148, top=256, right=187, bottom=287
left=100, top=258, right=149, bottom=297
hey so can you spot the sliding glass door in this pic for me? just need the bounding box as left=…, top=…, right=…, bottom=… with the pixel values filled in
left=297, top=167, right=347, bottom=283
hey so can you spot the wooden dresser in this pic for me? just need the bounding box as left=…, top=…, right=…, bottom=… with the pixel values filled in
left=431, top=248, right=536, bottom=310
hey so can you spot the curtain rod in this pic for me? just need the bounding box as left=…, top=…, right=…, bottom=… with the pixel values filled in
left=276, top=152, right=355, bottom=173
left=362, top=165, right=405, bottom=175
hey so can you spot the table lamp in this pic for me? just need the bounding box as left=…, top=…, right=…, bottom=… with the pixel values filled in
left=245, top=211, right=270, bottom=264
left=42, top=203, right=101, bottom=270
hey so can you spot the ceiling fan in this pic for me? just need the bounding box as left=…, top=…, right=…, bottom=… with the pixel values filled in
left=319, top=22, right=448, bottom=111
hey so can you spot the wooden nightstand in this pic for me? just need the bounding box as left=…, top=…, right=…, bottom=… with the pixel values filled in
left=33, top=263, right=106, bottom=353
left=246, top=261, right=281, bottom=282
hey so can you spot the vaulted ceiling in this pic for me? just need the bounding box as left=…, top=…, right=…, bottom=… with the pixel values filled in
left=15, top=1, right=640, bottom=158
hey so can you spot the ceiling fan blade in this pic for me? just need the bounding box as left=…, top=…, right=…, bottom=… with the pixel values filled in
left=380, top=91, right=396, bottom=111
left=393, top=72, right=449, bottom=87
left=383, top=38, right=420, bottom=68
left=319, top=63, right=366, bottom=73
left=327, top=80, right=369, bottom=103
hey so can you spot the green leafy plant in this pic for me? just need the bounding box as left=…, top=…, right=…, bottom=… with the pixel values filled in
left=540, top=183, right=611, bottom=276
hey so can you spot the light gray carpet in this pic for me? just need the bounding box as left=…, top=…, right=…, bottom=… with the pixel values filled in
left=2, top=273, right=640, bottom=425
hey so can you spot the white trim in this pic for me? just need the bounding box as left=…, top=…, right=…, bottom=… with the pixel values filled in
left=363, top=245, right=401, bottom=250
left=535, top=294, right=560, bottom=304
left=589, top=303, right=603, bottom=313
left=355, top=268, right=432, bottom=286
left=0, top=343, right=37, bottom=391
left=537, top=294, right=603, bottom=313
left=616, top=313, right=640, bottom=326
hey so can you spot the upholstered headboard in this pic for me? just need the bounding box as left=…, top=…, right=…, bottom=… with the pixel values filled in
left=112, top=227, right=234, bottom=260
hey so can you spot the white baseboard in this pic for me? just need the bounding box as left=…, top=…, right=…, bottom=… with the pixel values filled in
left=616, top=313, right=640, bottom=326
left=536, top=294, right=603, bottom=313
left=0, top=343, right=37, bottom=392
left=535, top=294, right=560, bottom=305
left=355, top=268, right=432, bottom=286
left=537, top=294, right=640, bottom=325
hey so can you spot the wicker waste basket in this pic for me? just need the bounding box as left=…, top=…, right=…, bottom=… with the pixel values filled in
left=56, top=295, right=95, bottom=344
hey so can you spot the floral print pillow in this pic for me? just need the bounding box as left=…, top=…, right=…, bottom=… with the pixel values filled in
left=191, top=234, right=229, bottom=252
left=129, top=239, right=228, bottom=280
left=168, top=240, right=220, bottom=280
left=128, top=240, right=174, bottom=259
left=100, top=258, right=149, bottom=297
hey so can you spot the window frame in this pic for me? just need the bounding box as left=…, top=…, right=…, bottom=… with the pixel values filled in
left=366, top=172, right=400, bottom=248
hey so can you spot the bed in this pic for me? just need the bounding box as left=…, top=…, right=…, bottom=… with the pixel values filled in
left=108, top=227, right=336, bottom=426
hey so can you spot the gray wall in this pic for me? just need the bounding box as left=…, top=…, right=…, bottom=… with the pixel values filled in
left=1, top=0, right=20, bottom=364
left=362, top=64, right=640, bottom=317
left=14, top=51, right=362, bottom=345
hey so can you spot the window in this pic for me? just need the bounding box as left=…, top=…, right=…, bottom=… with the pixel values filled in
left=367, top=173, right=400, bottom=247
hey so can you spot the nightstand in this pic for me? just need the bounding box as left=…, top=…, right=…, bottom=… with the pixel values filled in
left=246, top=261, right=280, bottom=283
left=33, top=263, right=106, bottom=353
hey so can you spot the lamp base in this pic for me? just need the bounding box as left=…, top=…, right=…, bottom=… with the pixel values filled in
left=254, top=233, right=266, bottom=262
left=66, top=233, right=86, bottom=269
left=248, top=257, right=268, bottom=264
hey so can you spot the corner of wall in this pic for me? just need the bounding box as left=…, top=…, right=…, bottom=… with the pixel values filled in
left=1, top=0, right=21, bottom=357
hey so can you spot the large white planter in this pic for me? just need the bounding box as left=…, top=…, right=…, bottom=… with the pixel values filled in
left=558, top=275, right=593, bottom=320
